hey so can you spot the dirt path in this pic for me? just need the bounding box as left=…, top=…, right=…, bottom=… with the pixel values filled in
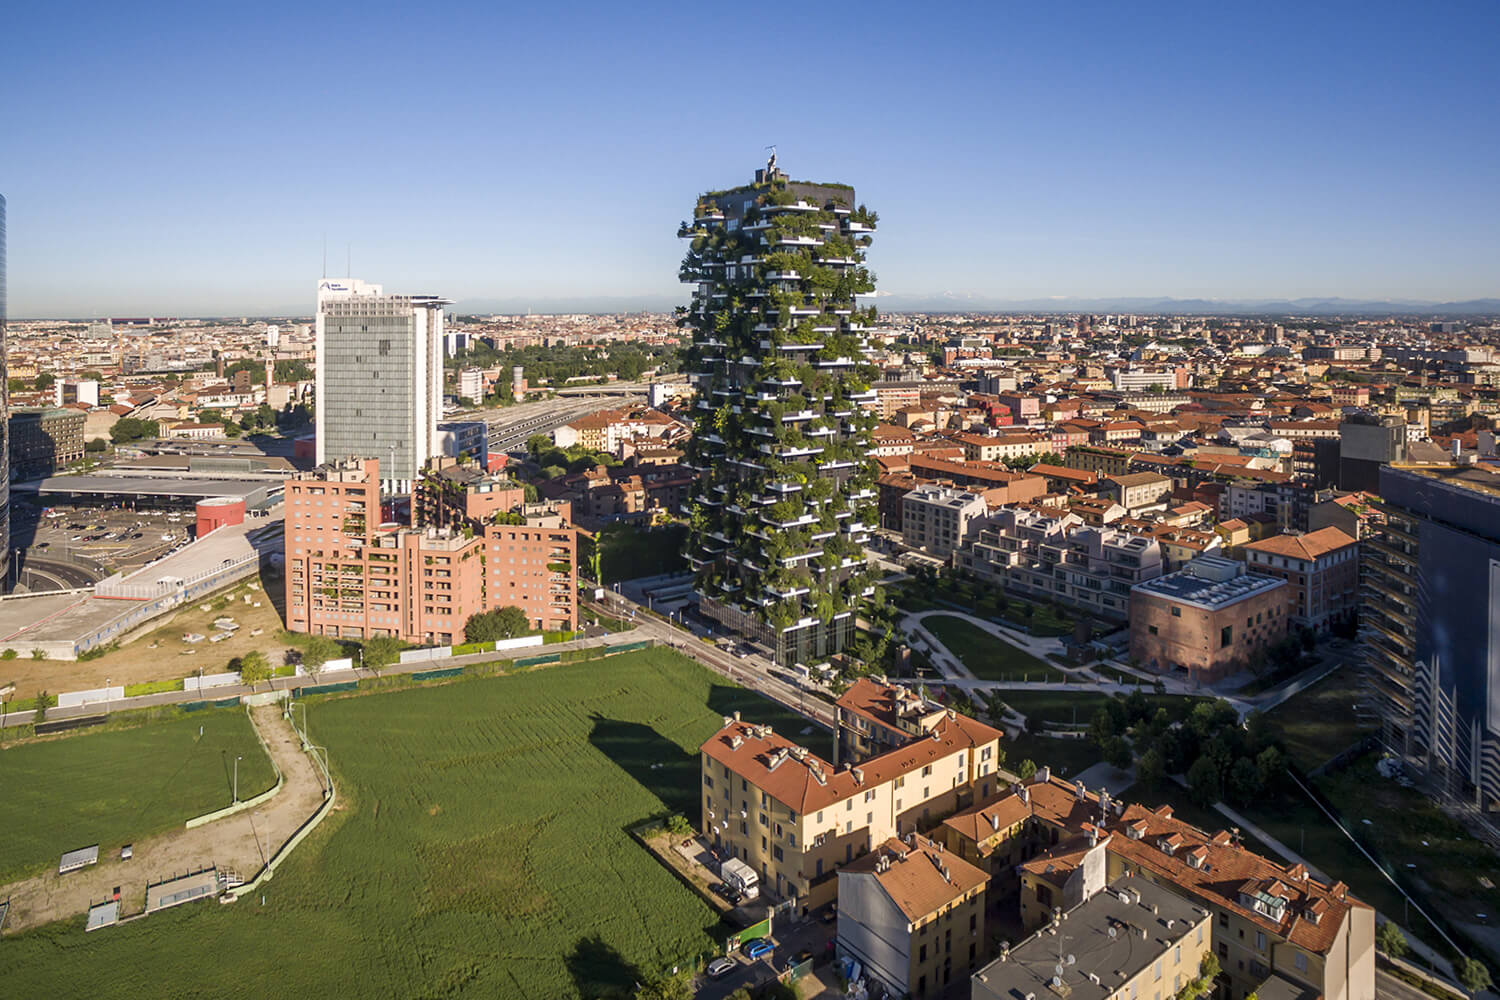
left=0, top=703, right=329, bottom=934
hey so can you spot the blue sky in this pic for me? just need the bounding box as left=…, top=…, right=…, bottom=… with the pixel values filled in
left=3, top=0, right=1497, bottom=316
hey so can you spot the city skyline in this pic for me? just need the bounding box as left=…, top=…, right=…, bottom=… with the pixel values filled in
left=3, top=2, right=1498, bottom=317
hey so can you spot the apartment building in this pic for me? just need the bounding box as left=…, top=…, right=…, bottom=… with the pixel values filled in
left=956, top=507, right=1165, bottom=621
left=285, top=457, right=576, bottom=644
left=975, top=874, right=1211, bottom=1000
left=837, top=835, right=988, bottom=1000
left=1104, top=471, right=1174, bottom=512
left=698, top=681, right=1003, bottom=909
left=553, top=405, right=681, bottom=455
left=1130, top=556, right=1291, bottom=679
left=948, top=772, right=1374, bottom=1000
left=901, top=484, right=987, bottom=560
left=1242, top=527, right=1358, bottom=632
left=9, top=407, right=85, bottom=477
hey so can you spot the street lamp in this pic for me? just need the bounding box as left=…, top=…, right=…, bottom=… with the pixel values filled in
left=234, top=755, right=242, bottom=803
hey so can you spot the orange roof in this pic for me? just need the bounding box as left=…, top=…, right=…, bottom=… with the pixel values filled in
left=840, top=835, right=988, bottom=920
left=1242, top=526, right=1357, bottom=561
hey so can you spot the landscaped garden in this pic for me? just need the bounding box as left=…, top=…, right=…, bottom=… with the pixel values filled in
left=890, top=573, right=1078, bottom=638
left=921, top=615, right=1064, bottom=682
left=0, top=649, right=824, bottom=998
left=0, top=708, right=276, bottom=884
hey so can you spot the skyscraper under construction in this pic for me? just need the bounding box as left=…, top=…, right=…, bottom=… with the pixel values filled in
left=678, top=158, right=881, bottom=665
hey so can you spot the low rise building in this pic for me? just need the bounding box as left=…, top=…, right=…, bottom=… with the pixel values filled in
left=1129, top=556, right=1291, bottom=679
left=901, top=484, right=987, bottom=560
left=9, top=407, right=86, bottom=477
left=699, top=682, right=1003, bottom=909
left=1104, top=471, right=1174, bottom=512
left=1241, top=527, right=1359, bottom=632
left=838, top=835, right=988, bottom=1000
left=974, top=874, right=1212, bottom=1000
left=948, top=772, right=1374, bottom=1000
left=957, top=508, right=1164, bottom=621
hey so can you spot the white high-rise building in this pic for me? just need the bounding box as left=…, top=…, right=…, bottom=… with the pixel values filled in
left=314, top=278, right=450, bottom=493
left=266, top=323, right=280, bottom=349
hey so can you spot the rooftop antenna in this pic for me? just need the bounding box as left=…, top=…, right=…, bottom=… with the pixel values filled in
left=765, top=144, right=778, bottom=175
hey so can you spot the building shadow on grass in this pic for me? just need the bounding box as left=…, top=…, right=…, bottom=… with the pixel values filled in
left=565, top=933, right=640, bottom=999
left=588, top=714, right=699, bottom=820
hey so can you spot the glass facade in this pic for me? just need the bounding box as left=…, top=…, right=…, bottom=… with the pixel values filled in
left=0, top=195, right=9, bottom=591
left=319, top=296, right=437, bottom=488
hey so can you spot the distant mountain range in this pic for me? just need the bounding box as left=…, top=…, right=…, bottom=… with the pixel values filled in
left=450, top=292, right=1500, bottom=318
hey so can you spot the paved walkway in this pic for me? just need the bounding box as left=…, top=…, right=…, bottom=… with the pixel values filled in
left=0, top=704, right=329, bottom=934
left=1074, top=760, right=1137, bottom=797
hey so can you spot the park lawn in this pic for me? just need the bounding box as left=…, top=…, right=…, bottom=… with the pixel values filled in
left=1315, top=753, right=1500, bottom=922
left=890, top=583, right=1074, bottom=638
left=0, top=649, right=823, bottom=999
left=994, top=690, right=1210, bottom=730
left=922, top=615, right=1064, bottom=682
left=0, top=708, right=276, bottom=883
left=1264, top=664, right=1378, bottom=771
left=1005, top=732, right=1101, bottom=780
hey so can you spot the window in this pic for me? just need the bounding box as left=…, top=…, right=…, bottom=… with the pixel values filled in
left=1149, top=624, right=1158, bottom=635
left=1255, top=931, right=1266, bottom=951
left=1218, top=943, right=1228, bottom=960
left=1294, top=952, right=1308, bottom=973
left=1175, top=946, right=1181, bottom=963
left=1197, top=926, right=1204, bottom=945
left=1218, top=912, right=1228, bottom=928
left=919, top=944, right=927, bottom=962
left=1171, top=606, right=1181, bottom=617
left=922, top=765, right=933, bottom=777
left=1154, top=960, right=1162, bottom=981
left=1221, top=625, right=1233, bottom=648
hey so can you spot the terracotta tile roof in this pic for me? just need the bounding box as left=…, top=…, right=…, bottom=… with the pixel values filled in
left=1242, top=526, right=1357, bottom=561
left=841, top=835, right=988, bottom=920
left=701, top=706, right=1001, bottom=816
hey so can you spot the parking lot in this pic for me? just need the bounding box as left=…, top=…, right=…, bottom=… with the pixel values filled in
left=15, top=498, right=196, bottom=588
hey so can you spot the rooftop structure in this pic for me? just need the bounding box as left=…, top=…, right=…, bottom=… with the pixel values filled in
left=1131, top=555, right=1285, bottom=610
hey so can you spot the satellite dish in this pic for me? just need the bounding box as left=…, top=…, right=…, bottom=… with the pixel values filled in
left=1052, top=977, right=1063, bottom=988
left=1108, top=927, right=1117, bottom=938
left=1055, top=965, right=1065, bottom=979
left=1068, top=955, right=1076, bottom=966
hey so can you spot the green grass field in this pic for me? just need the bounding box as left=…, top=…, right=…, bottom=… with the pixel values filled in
left=1004, top=732, right=1101, bottom=778
left=922, top=615, right=1064, bottom=681
left=0, top=708, right=276, bottom=884
left=1264, top=664, right=1377, bottom=771
left=0, top=650, right=828, bottom=998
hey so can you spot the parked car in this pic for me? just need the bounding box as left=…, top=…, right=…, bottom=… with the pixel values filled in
left=706, top=957, right=737, bottom=980
left=743, top=938, right=773, bottom=960
left=710, top=882, right=742, bottom=904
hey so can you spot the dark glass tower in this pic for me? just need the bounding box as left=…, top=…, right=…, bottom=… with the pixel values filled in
left=678, top=160, right=881, bottom=665
left=0, top=195, right=9, bottom=591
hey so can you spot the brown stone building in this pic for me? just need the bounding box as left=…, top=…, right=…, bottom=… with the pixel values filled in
left=1129, top=556, right=1291, bottom=679
left=1241, top=526, right=1359, bottom=632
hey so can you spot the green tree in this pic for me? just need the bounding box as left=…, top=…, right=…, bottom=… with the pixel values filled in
left=1227, top=757, right=1263, bottom=806
left=1254, top=746, right=1285, bottom=788
left=33, top=690, right=55, bottom=723
left=1017, top=759, right=1038, bottom=781
left=1186, top=755, right=1222, bottom=808
left=634, top=970, right=693, bottom=1000
left=1375, top=922, right=1408, bottom=959
left=465, top=606, right=531, bottom=643
left=235, top=650, right=272, bottom=689
left=1458, top=957, right=1492, bottom=994
left=1103, top=736, right=1133, bottom=771
left=362, top=636, right=403, bottom=672
left=85, top=437, right=108, bottom=453
left=1137, top=748, right=1166, bottom=789
left=110, top=417, right=160, bottom=443
left=300, top=635, right=341, bottom=675
left=34, top=372, right=55, bottom=391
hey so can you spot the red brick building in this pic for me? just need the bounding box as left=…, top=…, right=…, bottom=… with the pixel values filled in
left=1129, top=555, right=1292, bottom=679
left=285, top=457, right=577, bottom=645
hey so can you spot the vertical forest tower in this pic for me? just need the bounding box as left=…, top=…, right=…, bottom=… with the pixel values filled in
left=679, top=160, right=881, bottom=665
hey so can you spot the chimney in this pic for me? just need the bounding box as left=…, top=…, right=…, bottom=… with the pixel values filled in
left=1076, top=781, right=1087, bottom=801
left=1036, top=766, right=1051, bottom=783
left=733, top=711, right=741, bottom=722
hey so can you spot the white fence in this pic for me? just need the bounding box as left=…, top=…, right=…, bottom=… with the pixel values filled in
left=399, top=647, right=450, bottom=665
left=183, top=672, right=240, bottom=693
left=57, top=686, right=125, bottom=709
left=397, top=635, right=543, bottom=665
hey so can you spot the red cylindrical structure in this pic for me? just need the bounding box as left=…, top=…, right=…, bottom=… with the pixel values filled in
left=195, top=497, right=246, bottom=537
